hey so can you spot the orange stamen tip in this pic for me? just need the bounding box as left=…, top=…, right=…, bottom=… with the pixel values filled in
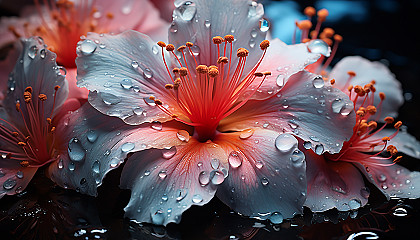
left=263, top=72, right=271, bottom=76
left=330, top=79, right=335, bottom=85
left=18, top=141, right=27, bottom=146
left=384, top=117, right=394, bottom=124
left=259, top=40, right=270, bottom=50
left=165, top=84, right=174, bottom=89
left=394, top=121, right=402, bottom=129
left=366, top=105, right=377, bottom=115
left=224, top=35, right=234, bottom=43
left=179, top=67, right=188, bottom=76
left=24, top=92, right=32, bottom=102
left=333, top=34, right=343, bottom=42
left=371, top=80, right=376, bottom=84
left=237, top=48, right=249, bottom=58
left=106, top=12, right=114, bottom=19
left=322, top=37, right=333, bottom=46
left=394, top=156, right=403, bottom=162
left=172, top=68, right=179, bottom=73
left=196, top=65, right=209, bottom=74
left=297, top=20, right=312, bottom=30
left=186, top=42, right=193, bottom=47
left=12, top=132, right=19, bottom=137
left=208, top=67, right=219, bottom=78
left=382, top=136, right=391, bottom=142
left=177, top=45, right=186, bottom=52
left=50, top=126, right=56, bottom=133
left=217, top=56, right=228, bottom=64
left=46, top=118, right=52, bottom=124
left=154, top=99, right=163, bottom=105
left=25, top=86, right=33, bottom=93
left=20, top=160, right=29, bottom=167
left=54, top=85, right=61, bottom=90
left=317, top=9, right=329, bottom=21
left=39, top=94, right=47, bottom=101
left=368, top=121, right=377, bottom=129
left=356, top=110, right=365, bottom=117
left=302, top=38, right=311, bottom=43
left=149, top=96, right=155, bottom=101
left=322, top=27, right=335, bottom=38
left=379, top=92, right=386, bottom=100
left=387, top=145, right=398, bottom=155
left=254, top=72, right=264, bottom=77
left=310, top=30, right=318, bottom=39
left=347, top=85, right=353, bottom=92
left=304, top=6, right=316, bottom=17
left=347, top=71, right=356, bottom=77
left=166, top=44, right=175, bottom=51
left=171, top=114, right=178, bottom=118
left=157, top=41, right=166, bottom=47
left=212, top=36, right=224, bottom=44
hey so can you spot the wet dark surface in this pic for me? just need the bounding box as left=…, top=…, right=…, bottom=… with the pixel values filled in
left=1, top=0, right=420, bottom=239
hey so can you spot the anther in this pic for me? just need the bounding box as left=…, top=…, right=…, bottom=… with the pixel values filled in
left=18, top=141, right=27, bottom=146
left=382, top=137, right=390, bottom=142
left=208, top=67, right=219, bottom=78
left=186, top=42, right=193, bottom=47
left=177, top=45, right=186, bottom=52
left=330, top=79, right=335, bottom=85
left=347, top=85, right=353, bottom=92
left=212, top=36, right=224, bottom=44
left=24, top=91, right=32, bottom=102
left=394, top=121, right=402, bottom=129
left=54, top=85, right=61, bottom=90
left=12, top=132, right=19, bottom=137
left=254, top=72, right=264, bottom=77
left=165, top=84, right=174, bottom=89
left=157, top=41, right=166, bottom=47
left=366, top=105, right=377, bottom=115
left=224, top=35, right=234, bottom=43
left=384, top=117, right=394, bottom=124
left=46, top=118, right=52, bottom=124
left=394, top=156, right=403, bottom=162
left=304, top=6, right=316, bottom=17
left=333, top=34, right=343, bottom=42
left=179, top=67, right=188, bottom=76
left=322, top=28, right=335, bottom=38
left=387, top=145, right=398, bottom=155
left=322, top=38, right=332, bottom=46
left=379, top=92, right=386, bottom=100
left=259, top=40, right=270, bottom=50
left=154, top=99, right=163, bottom=105
left=173, top=68, right=179, bottom=74
left=166, top=44, right=175, bottom=51
left=237, top=48, right=249, bottom=58
left=25, top=86, right=33, bottom=93
left=347, top=71, right=356, bottom=77
left=217, top=56, right=228, bottom=64
left=317, top=9, right=329, bottom=22
left=263, top=71, right=271, bottom=76
left=149, top=96, right=155, bottom=101
left=39, top=94, right=47, bottom=101
left=50, top=126, right=56, bottom=133
left=196, top=65, right=209, bottom=74
left=15, top=102, right=20, bottom=112
left=20, top=160, right=29, bottom=167
left=368, top=121, right=377, bottom=129
left=297, top=20, right=312, bottom=30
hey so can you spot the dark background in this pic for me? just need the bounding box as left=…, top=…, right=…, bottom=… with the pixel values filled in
left=1, top=0, right=420, bottom=239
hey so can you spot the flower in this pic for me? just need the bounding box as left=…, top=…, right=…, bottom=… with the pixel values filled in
left=0, top=37, right=73, bottom=198
left=49, top=0, right=355, bottom=225
left=0, top=0, right=169, bottom=101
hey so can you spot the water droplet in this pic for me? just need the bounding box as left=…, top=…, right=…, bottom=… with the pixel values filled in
left=348, top=199, right=361, bottom=210
left=331, top=185, right=347, bottom=194
left=309, top=135, right=320, bottom=142
left=39, top=49, right=46, bottom=59
left=303, top=141, right=312, bottom=149
left=250, top=29, right=258, bottom=38
left=162, top=194, right=168, bottom=201
left=255, top=160, right=263, bottom=169
left=290, top=149, right=305, bottom=167
left=58, top=159, right=64, bottom=169
left=68, top=161, right=75, bottom=171
left=152, top=45, right=159, bottom=55
left=360, top=187, right=370, bottom=199
left=269, top=212, right=284, bottom=224
left=120, top=79, right=133, bottom=89
left=92, top=161, right=100, bottom=173
left=176, top=130, right=190, bottom=142
left=3, top=178, right=16, bottom=190
left=132, top=106, right=144, bottom=115
left=312, top=77, right=324, bottom=88
left=239, top=128, right=254, bottom=139
left=340, top=103, right=353, bottom=116
left=210, top=170, right=225, bottom=185
left=204, top=20, right=211, bottom=28
left=80, top=178, right=87, bottom=185
left=151, top=121, right=162, bottom=130
left=144, top=170, right=151, bottom=176
left=211, top=158, right=220, bottom=169
left=199, top=171, right=210, bottom=186
left=162, top=146, right=177, bottom=159
left=315, top=144, right=324, bottom=155
left=79, top=40, right=97, bottom=55
left=68, top=138, right=86, bottom=162
left=331, top=98, right=345, bottom=114
left=28, top=45, right=38, bottom=59
left=248, top=38, right=256, bottom=48
left=307, top=39, right=330, bottom=57
left=259, top=18, right=270, bottom=32
left=143, top=68, right=153, bottom=79
left=190, top=45, right=200, bottom=56
left=110, top=157, right=121, bottom=168
left=86, top=130, right=98, bottom=143
left=151, top=209, right=165, bottom=225
left=170, top=22, right=178, bottom=33
left=248, top=1, right=263, bottom=17
left=192, top=194, right=203, bottom=203
left=393, top=207, right=408, bottom=217
left=16, top=171, right=23, bottom=179
left=98, top=43, right=106, bottom=49
left=100, top=92, right=121, bottom=105
left=275, top=133, right=297, bottom=152
left=121, top=142, right=135, bottom=152
left=121, top=0, right=133, bottom=14
left=176, top=189, right=188, bottom=201
left=131, top=60, right=139, bottom=68
left=261, top=177, right=269, bottom=186
left=275, top=74, right=285, bottom=88
left=158, top=170, right=167, bottom=179
left=228, top=151, right=242, bottom=168
left=378, top=174, right=387, bottom=182
left=176, top=1, right=196, bottom=21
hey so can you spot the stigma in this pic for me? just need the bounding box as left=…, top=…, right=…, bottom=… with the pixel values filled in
left=153, top=35, right=270, bottom=141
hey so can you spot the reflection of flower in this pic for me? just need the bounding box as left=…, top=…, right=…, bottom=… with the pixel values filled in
left=0, top=0, right=169, bottom=101
left=49, top=0, right=355, bottom=225
left=0, top=37, right=75, bottom=198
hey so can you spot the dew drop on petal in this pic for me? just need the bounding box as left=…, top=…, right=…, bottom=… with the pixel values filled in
left=68, top=138, right=86, bottom=162
left=204, top=20, right=211, bottom=28
left=143, top=68, right=153, bottom=79
left=39, top=49, right=46, bottom=59
left=176, top=130, right=190, bottom=142
left=16, top=171, right=23, bottom=179
left=132, top=106, right=144, bottom=115
left=176, top=1, right=196, bottom=21
left=151, top=210, right=165, bottom=225
left=239, top=128, right=254, bottom=139
left=269, top=212, right=284, bottom=224
left=131, top=60, right=139, bottom=68
left=312, top=77, right=324, bottom=88
left=259, top=18, right=270, bottom=32
left=152, top=45, right=159, bottom=55
left=378, top=174, right=387, bottom=182
left=290, top=149, right=305, bottom=167
left=170, top=22, right=178, bottom=33
left=315, top=144, right=324, bottom=155
left=276, top=74, right=284, bottom=87
left=303, top=141, right=312, bottom=149
left=211, top=158, right=220, bottom=169
left=275, top=133, right=297, bottom=153
left=340, top=103, right=353, bottom=116
left=27, top=45, right=38, bottom=59
left=175, top=189, right=188, bottom=201
left=162, top=146, right=177, bottom=159
left=198, top=171, right=210, bottom=186
left=261, top=177, right=269, bottom=186
left=143, top=97, right=156, bottom=106
left=228, top=151, right=242, bottom=168
left=79, top=40, right=97, bottom=55
left=192, top=194, right=203, bottom=203
left=100, top=92, right=121, bottom=105
left=307, top=39, right=330, bottom=57
left=158, top=170, right=167, bottom=180
left=3, top=178, right=16, bottom=190
left=68, top=162, right=75, bottom=171
left=150, top=121, right=162, bottom=130
left=58, top=159, right=64, bottom=169
left=120, top=79, right=133, bottom=89
left=360, top=187, right=370, bottom=199
left=161, top=194, right=168, bottom=201
left=331, top=98, right=345, bottom=114
left=110, top=157, right=121, bottom=168
left=348, top=199, right=362, bottom=210
left=255, top=160, right=263, bottom=169
left=86, top=130, right=98, bottom=143
left=92, top=161, right=100, bottom=173
left=393, top=207, right=408, bottom=217
left=210, top=170, right=225, bottom=185
left=121, top=142, right=135, bottom=152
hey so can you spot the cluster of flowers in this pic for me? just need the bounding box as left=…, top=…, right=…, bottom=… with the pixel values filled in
left=0, top=0, right=419, bottom=226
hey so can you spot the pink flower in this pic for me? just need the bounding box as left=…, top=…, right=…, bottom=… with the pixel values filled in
left=0, top=0, right=170, bottom=101
left=0, top=37, right=74, bottom=198
left=49, top=0, right=355, bottom=225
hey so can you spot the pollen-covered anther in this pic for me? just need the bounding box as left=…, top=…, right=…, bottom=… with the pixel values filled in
left=15, top=102, right=20, bottom=112
left=166, top=44, right=175, bottom=51
left=23, top=91, right=32, bottom=102
left=212, top=36, right=224, bottom=44
left=186, top=42, right=194, bottom=47
left=394, top=156, right=403, bottom=162
left=322, top=28, right=335, bottom=38
left=50, top=126, right=56, bottom=133
left=379, top=92, right=386, bottom=100
left=20, top=160, right=29, bottom=167
left=172, top=68, right=179, bottom=74
left=154, top=99, right=163, bottom=106
left=322, top=38, right=333, bottom=46
left=353, top=85, right=365, bottom=96
left=382, top=136, right=391, bottom=142
left=347, top=71, right=356, bottom=77
left=157, top=41, right=166, bottom=47
left=366, top=105, right=377, bottom=115
left=330, top=79, right=335, bottom=85
left=171, top=114, right=178, bottom=118
left=356, top=107, right=366, bottom=117
left=237, top=48, right=249, bottom=58
left=217, top=56, right=228, bottom=64
left=317, top=9, right=329, bottom=22
left=18, top=141, right=27, bottom=146
left=12, top=132, right=19, bottom=137
left=46, top=118, right=52, bottom=125
left=259, top=40, right=270, bottom=50
left=394, top=121, right=402, bottom=129
left=179, top=67, right=188, bottom=76
left=347, top=85, right=353, bottom=92
left=333, top=34, right=343, bottom=42
left=39, top=94, right=47, bottom=101
left=263, top=71, right=271, bottom=76
left=149, top=96, right=155, bottom=101
left=304, top=6, right=316, bottom=17
left=54, top=85, right=61, bottom=90
left=384, top=117, right=394, bottom=124
left=25, top=86, right=33, bottom=93
left=174, top=78, right=181, bottom=90
left=368, top=121, right=377, bottom=129
left=224, top=35, right=235, bottom=43
left=196, top=65, right=209, bottom=74
left=165, top=84, right=174, bottom=90
left=208, top=67, right=219, bottom=78
left=297, top=20, right=312, bottom=30
left=387, top=145, right=398, bottom=155
left=177, top=45, right=186, bottom=52
left=254, top=72, right=264, bottom=77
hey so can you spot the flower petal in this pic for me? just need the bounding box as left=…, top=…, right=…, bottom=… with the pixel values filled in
left=249, top=39, right=323, bottom=100
left=220, top=70, right=355, bottom=154
left=66, top=69, right=88, bottom=100
left=0, top=162, right=37, bottom=198
left=3, top=37, right=69, bottom=129
left=356, top=162, right=420, bottom=199
left=368, top=128, right=420, bottom=159
left=75, top=30, right=177, bottom=125
left=0, top=41, right=21, bottom=104
left=304, top=150, right=368, bottom=212
left=169, top=0, right=266, bottom=74
left=48, top=104, right=190, bottom=196
left=329, top=56, right=403, bottom=119
left=120, top=140, right=228, bottom=225
left=214, top=130, right=306, bottom=222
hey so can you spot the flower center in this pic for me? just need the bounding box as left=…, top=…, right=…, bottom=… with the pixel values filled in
left=153, top=35, right=270, bottom=142
left=0, top=86, right=61, bottom=168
